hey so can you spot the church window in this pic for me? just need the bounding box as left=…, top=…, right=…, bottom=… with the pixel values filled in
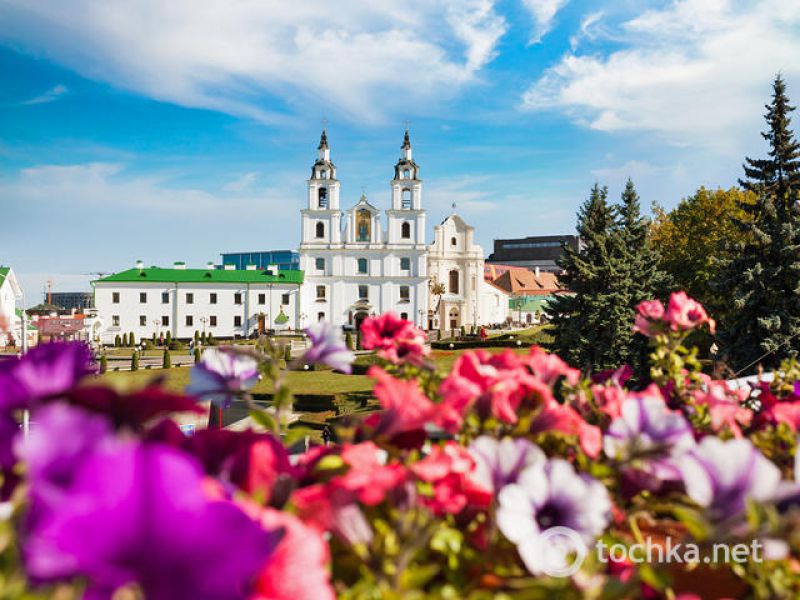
left=112, top=292, right=120, bottom=304
left=400, top=257, right=411, bottom=271
left=139, top=292, right=147, bottom=303
left=401, top=189, right=412, bottom=209
left=403, top=169, right=410, bottom=179
left=358, top=285, right=369, bottom=299
left=400, top=312, right=408, bottom=321
left=449, top=269, right=459, bottom=294
left=316, top=286, right=326, bottom=300
left=315, top=257, right=325, bottom=271
left=112, top=315, right=120, bottom=326
left=282, top=293, right=290, bottom=305
left=139, top=316, right=146, bottom=326
left=234, top=293, right=242, bottom=305
left=451, top=237, right=457, bottom=246
left=315, top=222, right=325, bottom=238
left=234, top=315, right=242, bottom=327
left=356, top=209, right=371, bottom=242
left=318, top=187, right=328, bottom=209
left=401, top=222, right=411, bottom=239
left=400, top=286, right=410, bottom=301
left=258, top=293, right=266, bottom=305
left=317, top=312, right=325, bottom=321
left=357, top=258, right=368, bottom=274
left=319, top=169, right=328, bottom=179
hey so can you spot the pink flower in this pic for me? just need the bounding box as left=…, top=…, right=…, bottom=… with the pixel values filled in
left=530, top=399, right=603, bottom=459
left=438, top=350, right=551, bottom=431
left=591, top=384, right=627, bottom=420
left=665, top=291, right=715, bottom=334
left=253, top=508, right=335, bottom=600
left=523, top=346, right=580, bottom=386
left=693, top=377, right=752, bottom=437
left=335, top=442, right=406, bottom=506
left=368, top=366, right=437, bottom=438
left=633, top=299, right=665, bottom=337
left=360, top=313, right=429, bottom=365
left=755, top=383, right=800, bottom=431
left=410, top=442, right=492, bottom=515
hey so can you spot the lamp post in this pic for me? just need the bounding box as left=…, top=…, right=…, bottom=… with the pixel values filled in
left=418, top=308, right=424, bottom=330
left=152, top=319, right=160, bottom=343
left=199, top=316, right=208, bottom=335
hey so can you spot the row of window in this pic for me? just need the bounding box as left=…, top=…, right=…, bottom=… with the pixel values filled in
left=313, top=222, right=413, bottom=239
left=314, top=285, right=411, bottom=301
left=114, top=314, right=245, bottom=328
left=501, top=241, right=563, bottom=249
left=313, top=311, right=409, bottom=322
left=112, top=292, right=291, bottom=305
left=316, top=188, right=414, bottom=210
left=314, top=257, right=412, bottom=273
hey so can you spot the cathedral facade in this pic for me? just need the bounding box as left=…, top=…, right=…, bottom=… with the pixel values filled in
left=298, top=131, right=429, bottom=330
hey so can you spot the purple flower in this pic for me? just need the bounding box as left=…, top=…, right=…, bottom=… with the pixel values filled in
left=468, top=436, right=545, bottom=493
left=496, top=458, right=611, bottom=575
left=0, top=342, right=93, bottom=411
left=187, top=348, right=260, bottom=408
left=678, top=436, right=781, bottom=521
left=303, top=321, right=354, bottom=374
left=22, top=434, right=280, bottom=599
left=603, top=390, right=695, bottom=484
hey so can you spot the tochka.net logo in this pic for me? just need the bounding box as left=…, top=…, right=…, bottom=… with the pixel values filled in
left=535, top=527, right=765, bottom=578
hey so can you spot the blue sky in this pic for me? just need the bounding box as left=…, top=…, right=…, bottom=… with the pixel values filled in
left=1, top=0, right=799, bottom=300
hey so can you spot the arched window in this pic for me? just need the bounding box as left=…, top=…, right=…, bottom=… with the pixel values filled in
left=401, top=222, right=411, bottom=239
left=449, top=269, right=459, bottom=294
left=315, top=222, right=325, bottom=238
left=319, top=169, right=327, bottom=179
left=401, top=189, right=412, bottom=209
left=357, top=258, right=368, bottom=274
left=356, top=209, right=371, bottom=242
left=451, top=236, right=457, bottom=246
left=317, top=312, right=325, bottom=321
left=403, top=169, right=410, bottom=179
left=318, top=187, right=328, bottom=209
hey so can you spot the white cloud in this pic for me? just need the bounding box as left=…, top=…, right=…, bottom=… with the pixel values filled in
left=522, top=0, right=800, bottom=150
left=569, top=11, right=603, bottom=50
left=21, top=83, right=68, bottom=105
left=522, top=0, right=570, bottom=43
left=0, top=0, right=508, bottom=123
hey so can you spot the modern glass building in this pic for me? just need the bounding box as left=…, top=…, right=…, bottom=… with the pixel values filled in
left=219, top=250, right=300, bottom=271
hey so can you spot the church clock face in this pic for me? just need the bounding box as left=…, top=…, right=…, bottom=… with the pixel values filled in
left=356, top=209, right=371, bottom=242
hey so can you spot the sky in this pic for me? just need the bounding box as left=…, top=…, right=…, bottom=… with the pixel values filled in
left=1, top=0, right=799, bottom=301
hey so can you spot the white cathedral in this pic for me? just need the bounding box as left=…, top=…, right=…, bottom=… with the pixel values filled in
left=298, top=130, right=508, bottom=332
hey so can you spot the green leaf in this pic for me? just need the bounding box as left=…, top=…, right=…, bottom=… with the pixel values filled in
left=248, top=408, right=278, bottom=433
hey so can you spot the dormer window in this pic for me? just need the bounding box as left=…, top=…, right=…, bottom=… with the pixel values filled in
left=401, top=189, right=412, bottom=209
left=318, top=187, right=328, bottom=209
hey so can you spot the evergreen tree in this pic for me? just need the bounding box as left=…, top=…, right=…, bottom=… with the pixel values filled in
left=129, top=332, right=136, bottom=348
left=152, top=332, right=157, bottom=344
left=715, top=76, right=800, bottom=373
left=194, top=347, right=201, bottom=364
left=546, top=184, right=619, bottom=371
left=99, top=354, right=108, bottom=374
left=345, top=331, right=354, bottom=351
left=131, top=352, right=139, bottom=371
left=165, top=331, right=172, bottom=346
left=201, top=331, right=207, bottom=344
left=122, top=333, right=128, bottom=347
left=114, top=334, right=121, bottom=348
left=162, top=348, right=171, bottom=369
left=194, top=330, right=200, bottom=343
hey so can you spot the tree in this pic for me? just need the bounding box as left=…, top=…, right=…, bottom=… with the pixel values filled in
left=194, top=347, right=201, bottom=363
left=165, top=331, right=172, bottom=346
left=429, top=278, right=445, bottom=318
left=152, top=332, right=157, bottom=344
left=194, top=330, right=200, bottom=343
left=129, top=332, right=136, bottom=348
left=162, top=348, right=171, bottom=369
left=546, top=184, right=621, bottom=372
left=131, top=352, right=139, bottom=371
left=651, top=187, right=756, bottom=307
left=283, top=344, right=292, bottom=361
left=99, top=354, right=108, bottom=374
left=114, top=334, right=121, bottom=348
left=345, top=331, right=354, bottom=351
left=714, top=75, right=800, bottom=373
left=122, top=333, right=128, bottom=347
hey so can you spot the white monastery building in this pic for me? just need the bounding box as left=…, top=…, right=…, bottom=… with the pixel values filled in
left=299, top=130, right=428, bottom=330
left=92, top=130, right=510, bottom=343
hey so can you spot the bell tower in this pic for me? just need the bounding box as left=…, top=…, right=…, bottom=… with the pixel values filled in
left=390, top=129, right=422, bottom=210
left=301, top=129, right=342, bottom=245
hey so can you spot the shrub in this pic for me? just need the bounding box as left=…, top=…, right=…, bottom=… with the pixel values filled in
left=200, top=331, right=207, bottom=344
left=130, top=352, right=138, bottom=371
left=114, top=334, right=121, bottom=348
left=206, top=333, right=216, bottom=346
left=283, top=344, right=292, bottom=361
left=129, top=332, right=136, bottom=347
left=193, top=348, right=201, bottom=364
left=121, top=333, right=128, bottom=347
left=436, top=329, right=442, bottom=341
left=162, top=349, right=171, bottom=369
left=165, top=331, right=172, bottom=346
left=99, top=354, right=108, bottom=374
left=168, top=341, right=185, bottom=351
left=345, top=331, right=354, bottom=351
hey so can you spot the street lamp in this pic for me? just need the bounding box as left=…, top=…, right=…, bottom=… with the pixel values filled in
left=418, top=309, right=425, bottom=330
left=152, top=319, right=160, bottom=343
left=199, top=316, right=208, bottom=335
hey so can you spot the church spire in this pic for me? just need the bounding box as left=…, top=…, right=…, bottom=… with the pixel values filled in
left=401, top=129, right=411, bottom=150
left=318, top=129, right=329, bottom=151
left=317, top=129, right=331, bottom=163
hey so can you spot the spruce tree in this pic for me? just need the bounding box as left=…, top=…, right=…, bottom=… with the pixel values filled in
left=122, top=333, right=128, bottom=347
left=715, top=76, right=800, bottom=373
left=162, top=348, right=171, bottom=369
left=114, top=334, right=121, bottom=348
left=546, top=184, right=619, bottom=371
left=131, top=352, right=139, bottom=371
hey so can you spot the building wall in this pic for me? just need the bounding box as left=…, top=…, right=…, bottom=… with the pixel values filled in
left=94, top=281, right=301, bottom=344
left=479, top=281, right=510, bottom=326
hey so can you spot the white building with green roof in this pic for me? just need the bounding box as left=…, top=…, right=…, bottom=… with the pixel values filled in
left=1, top=265, right=24, bottom=348
left=92, top=261, right=304, bottom=343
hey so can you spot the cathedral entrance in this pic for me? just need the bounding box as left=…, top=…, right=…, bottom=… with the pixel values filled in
left=354, top=311, right=369, bottom=331
left=257, top=314, right=266, bottom=334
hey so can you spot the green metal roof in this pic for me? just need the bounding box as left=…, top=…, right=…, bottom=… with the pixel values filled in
left=0, top=266, right=10, bottom=286
left=94, top=267, right=304, bottom=285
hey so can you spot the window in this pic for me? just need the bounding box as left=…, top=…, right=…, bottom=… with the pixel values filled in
left=186, top=315, right=193, bottom=327
left=449, top=269, right=459, bottom=294
left=401, top=189, right=412, bottom=209
left=401, top=222, right=411, bottom=239
left=358, top=285, right=368, bottom=299
left=112, top=315, right=120, bottom=326
left=139, top=315, right=147, bottom=326
left=112, top=292, right=120, bottom=304
left=234, top=293, right=242, bottom=305
left=139, top=292, right=147, bottom=303
left=317, top=312, right=325, bottom=321
left=316, top=285, right=326, bottom=300
left=186, top=293, right=194, bottom=304
left=162, top=315, right=170, bottom=326
left=234, top=315, right=242, bottom=327
left=318, top=187, right=328, bottom=209
left=210, top=293, right=217, bottom=304
left=451, top=237, right=457, bottom=246
left=210, top=316, right=217, bottom=327
left=403, top=169, right=410, bottom=179
left=281, top=293, right=290, bottom=305
left=400, top=286, right=410, bottom=301
left=357, top=258, right=368, bottom=274
left=161, top=292, right=169, bottom=304
left=400, top=257, right=411, bottom=271
left=319, top=169, right=327, bottom=179
left=400, top=312, right=408, bottom=321
left=315, top=222, right=325, bottom=238
left=316, top=257, right=325, bottom=271
left=356, top=209, right=371, bottom=241
left=258, top=293, right=266, bottom=305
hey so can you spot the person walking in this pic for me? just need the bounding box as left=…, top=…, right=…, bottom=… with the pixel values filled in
left=480, top=327, right=487, bottom=343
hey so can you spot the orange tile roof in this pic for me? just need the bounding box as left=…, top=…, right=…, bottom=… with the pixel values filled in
left=492, top=269, right=563, bottom=295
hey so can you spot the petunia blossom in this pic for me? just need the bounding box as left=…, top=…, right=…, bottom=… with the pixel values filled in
left=665, top=291, right=715, bottom=334
left=496, top=458, right=611, bottom=575
left=186, top=348, right=260, bottom=408
left=360, top=312, right=429, bottom=365
left=633, top=299, right=665, bottom=337
left=468, top=436, right=546, bottom=494
left=692, top=377, right=752, bottom=438
left=530, top=399, right=603, bottom=459
left=678, top=436, right=781, bottom=521
left=367, top=366, right=437, bottom=438
left=302, top=321, right=354, bottom=374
